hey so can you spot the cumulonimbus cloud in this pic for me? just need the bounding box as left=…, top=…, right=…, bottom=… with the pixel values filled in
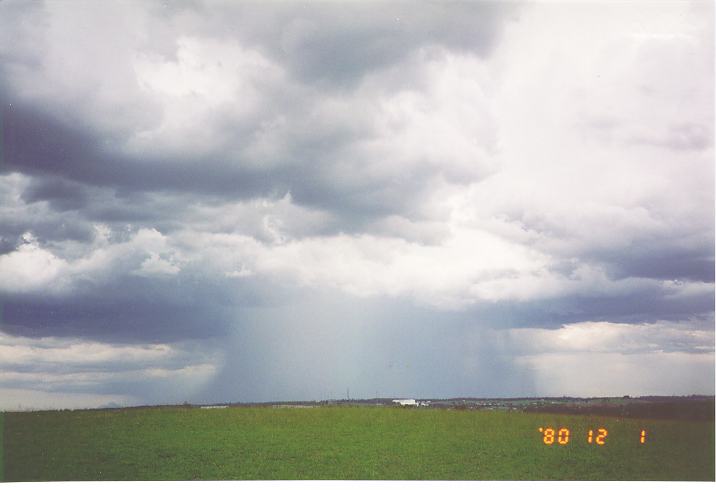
left=0, top=0, right=712, bottom=405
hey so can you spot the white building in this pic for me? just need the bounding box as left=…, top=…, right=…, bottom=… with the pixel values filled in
left=392, top=399, right=418, bottom=406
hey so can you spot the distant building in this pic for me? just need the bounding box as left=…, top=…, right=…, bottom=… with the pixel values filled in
left=392, top=399, right=418, bottom=406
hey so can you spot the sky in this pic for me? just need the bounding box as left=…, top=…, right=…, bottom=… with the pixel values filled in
left=0, top=0, right=713, bottom=410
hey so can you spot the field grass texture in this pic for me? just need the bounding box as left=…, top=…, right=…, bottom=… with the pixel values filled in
left=3, top=406, right=714, bottom=481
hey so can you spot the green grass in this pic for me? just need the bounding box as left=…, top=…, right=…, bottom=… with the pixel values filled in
left=0, top=412, right=4, bottom=482
left=3, top=406, right=714, bottom=481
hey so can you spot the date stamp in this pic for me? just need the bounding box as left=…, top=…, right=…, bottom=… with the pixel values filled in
left=537, top=427, right=647, bottom=446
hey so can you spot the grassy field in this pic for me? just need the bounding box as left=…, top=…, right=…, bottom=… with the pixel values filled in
left=0, top=412, right=4, bottom=482
left=2, top=406, right=714, bottom=481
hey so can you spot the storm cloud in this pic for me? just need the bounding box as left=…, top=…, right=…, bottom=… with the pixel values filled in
left=0, top=0, right=713, bottom=408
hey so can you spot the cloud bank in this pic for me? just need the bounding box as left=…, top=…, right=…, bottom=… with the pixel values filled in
left=0, top=0, right=713, bottom=408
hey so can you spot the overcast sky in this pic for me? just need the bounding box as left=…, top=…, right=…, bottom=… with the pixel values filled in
left=0, top=0, right=713, bottom=410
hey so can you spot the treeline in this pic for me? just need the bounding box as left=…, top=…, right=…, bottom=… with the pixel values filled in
left=523, top=398, right=715, bottom=421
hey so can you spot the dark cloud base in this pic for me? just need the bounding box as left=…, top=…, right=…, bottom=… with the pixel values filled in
left=2, top=277, right=712, bottom=344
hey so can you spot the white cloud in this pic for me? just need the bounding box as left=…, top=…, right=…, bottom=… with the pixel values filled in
left=177, top=222, right=706, bottom=309
left=0, top=331, right=174, bottom=365
left=4, top=213, right=701, bottom=310
left=0, top=331, right=221, bottom=408
left=490, top=315, right=714, bottom=396
left=516, top=351, right=714, bottom=397
left=185, top=193, right=335, bottom=241
left=1, top=1, right=160, bottom=135
left=225, top=266, right=254, bottom=278
left=444, top=2, right=712, bottom=270
left=505, top=319, right=715, bottom=396
left=351, top=49, right=498, bottom=185
left=0, top=226, right=184, bottom=293
left=130, top=35, right=286, bottom=158
left=0, top=364, right=217, bottom=387
left=505, top=319, right=715, bottom=356
left=134, top=252, right=181, bottom=277
left=176, top=226, right=555, bottom=307
left=0, top=233, right=67, bottom=292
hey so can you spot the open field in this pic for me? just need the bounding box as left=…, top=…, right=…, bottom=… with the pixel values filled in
left=2, top=405, right=714, bottom=481
left=0, top=413, right=3, bottom=481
